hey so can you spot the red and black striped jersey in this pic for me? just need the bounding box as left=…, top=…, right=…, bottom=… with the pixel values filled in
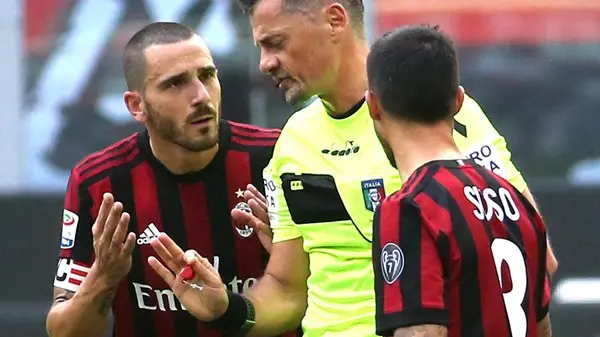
left=52, top=120, right=296, bottom=337
left=373, top=159, right=551, bottom=337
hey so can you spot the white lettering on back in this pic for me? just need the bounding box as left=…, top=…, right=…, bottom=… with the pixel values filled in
left=464, top=186, right=520, bottom=221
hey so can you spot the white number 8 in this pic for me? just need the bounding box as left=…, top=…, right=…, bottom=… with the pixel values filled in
left=491, top=238, right=527, bottom=337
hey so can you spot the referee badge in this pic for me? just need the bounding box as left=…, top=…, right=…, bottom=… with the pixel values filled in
left=361, top=178, right=386, bottom=212
left=381, top=243, right=404, bottom=284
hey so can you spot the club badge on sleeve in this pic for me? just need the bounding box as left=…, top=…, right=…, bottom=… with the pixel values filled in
left=381, top=242, right=404, bottom=284
left=61, top=209, right=79, bottom=249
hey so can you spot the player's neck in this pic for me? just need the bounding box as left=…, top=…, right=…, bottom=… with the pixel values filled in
left=390, top=124, right=463, bottom=181
left=320, top=40, right=369, bottom=116
left=148, top=134, right=219, bottom=174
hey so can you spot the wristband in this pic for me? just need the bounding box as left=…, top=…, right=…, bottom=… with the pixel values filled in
left=207, top=291, right=256, bottom=336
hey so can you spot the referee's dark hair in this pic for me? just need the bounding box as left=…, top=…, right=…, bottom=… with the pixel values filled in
left=367, top=25, right=460, bottom=124
left=123, top=22, right=196, bottom=92
left=237, top=0, right=365, bottom=37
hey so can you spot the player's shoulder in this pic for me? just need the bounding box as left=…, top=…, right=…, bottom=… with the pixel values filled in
left=226, top=120, right=281, bottom=142
left=71, top=133, right=142, bottom=183
left=225, top=119, right=280, bottom=154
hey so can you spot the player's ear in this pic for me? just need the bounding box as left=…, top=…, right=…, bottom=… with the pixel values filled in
left=365, top=90, right=382, bottom=121
left=324, top=2, right=348, bottom=41
left=124, top=90, right=147, bottom=123
left=454, top=86, right=465, bottom=116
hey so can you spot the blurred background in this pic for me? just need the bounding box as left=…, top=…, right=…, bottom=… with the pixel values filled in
left=1, top=0, right=599, bottom=335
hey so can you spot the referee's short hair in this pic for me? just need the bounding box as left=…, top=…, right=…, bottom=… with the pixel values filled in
left=237, top=0, right=365, bottom=37
left=367, top=25, right=459, bottom=124
left=123, top=22, right=196, bottom=92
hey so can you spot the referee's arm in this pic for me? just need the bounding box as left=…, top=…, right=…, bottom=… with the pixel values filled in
left=244, top=237, right=309, bottom=337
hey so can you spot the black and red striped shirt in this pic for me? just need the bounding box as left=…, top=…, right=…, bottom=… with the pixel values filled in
left=53, top=120, right=292, bottom=337
left=373, top=159, right=551, bottom=337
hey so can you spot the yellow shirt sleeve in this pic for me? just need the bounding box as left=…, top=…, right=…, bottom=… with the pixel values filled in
left=263, top=158, right=303, bottom=243
left=454, top=94, right=528, bottom=192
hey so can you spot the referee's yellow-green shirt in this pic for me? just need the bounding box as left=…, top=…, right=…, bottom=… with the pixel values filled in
left=263, top=95, right=526, bottom=337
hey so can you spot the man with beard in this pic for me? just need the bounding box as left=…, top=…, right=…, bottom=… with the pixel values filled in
left=45, top=22, right=286, bottom=337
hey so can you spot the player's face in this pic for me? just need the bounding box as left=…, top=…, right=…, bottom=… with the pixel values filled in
left=250, top=0, right=339, bottom=105
left=142, top=36, right=221, bottom=152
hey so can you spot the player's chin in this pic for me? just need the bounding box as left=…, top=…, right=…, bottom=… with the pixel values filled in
left=183, top=132, right=219, bottom=152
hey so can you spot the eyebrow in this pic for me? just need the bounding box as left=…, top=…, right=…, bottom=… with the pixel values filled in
left=158, top=65, right=217, bottom=87
left=255, top=32, right=285, bottom=46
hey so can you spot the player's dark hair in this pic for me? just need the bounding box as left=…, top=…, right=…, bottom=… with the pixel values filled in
left=367, top=25, right=459, bottom=124
left=237, top=0, right=365, bottom=37
left=123, top=22, right=196, bottom=91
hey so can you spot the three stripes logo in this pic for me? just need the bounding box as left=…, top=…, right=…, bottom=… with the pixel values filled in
left=137, top=223, right=161, bottom=245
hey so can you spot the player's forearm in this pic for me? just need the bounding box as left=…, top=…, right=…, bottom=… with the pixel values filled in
left=244, top=272, right=307, bottom=337
left=46, top=269, right=116, bottom=337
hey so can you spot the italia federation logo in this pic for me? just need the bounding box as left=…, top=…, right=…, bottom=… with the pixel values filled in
left=381, top=243, right=404, bottom=284
left=233, top=202, right=254, bottom=238
left=361, top=178, right=386, bottom=212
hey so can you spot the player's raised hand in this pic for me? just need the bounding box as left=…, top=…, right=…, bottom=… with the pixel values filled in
left=91, top=193, right=137, bottom=287
left=148, top=233, right=228, bottom=321
left=231, top=184, right=273, bottom=252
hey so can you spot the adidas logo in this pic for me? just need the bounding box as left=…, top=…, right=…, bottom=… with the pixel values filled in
left=137, top=223, right=160, bottom=245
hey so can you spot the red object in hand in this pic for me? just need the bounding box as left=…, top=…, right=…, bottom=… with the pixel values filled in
left=180, top=265, right=195, bottom=281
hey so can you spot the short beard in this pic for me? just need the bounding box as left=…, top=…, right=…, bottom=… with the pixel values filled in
left=145, top=101, right=219, bottom=152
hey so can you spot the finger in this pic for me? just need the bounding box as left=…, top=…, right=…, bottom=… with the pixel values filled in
left=148, top=256, right=176, bottom=286
left=247, top=192, right=268, bottom=213
left=121, top=232, right=137, bottom=257
left=231, top=208, right=254, bottom=228
left=183, top=251, right=222, bottom=287
left=101, top=202, right=123, bottom=245
left=111, top=212, right=130, bottom=247
left=232, top=208, right=271, bottom=236
left=247, top=184, right=267, bottom=204
left=94, top=193, right=114, bottom=239
left=157, top=232, right=185, bottom=261
left=248, top=199, right=269, bottom=224
left=150, top=235, right=183, bottom=272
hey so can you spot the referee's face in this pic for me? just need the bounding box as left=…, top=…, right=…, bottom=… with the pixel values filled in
left=141, top=36, right=221, bottom=152
left=250, top=0, right=341, bottom=105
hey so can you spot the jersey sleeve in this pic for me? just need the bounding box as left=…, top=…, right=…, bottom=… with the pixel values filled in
left=263, top=160, right=302, bottom=243
left=455, top=94, right=528, bottom=192
left=53, top=170, right=95, bottom=293
left=373, top=198, right=448, bottom=336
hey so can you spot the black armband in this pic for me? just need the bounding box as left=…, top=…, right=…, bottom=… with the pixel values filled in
left=207, top=291, right=256, bottom=336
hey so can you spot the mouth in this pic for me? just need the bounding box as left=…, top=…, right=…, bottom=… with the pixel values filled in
left=190, top=115, right=214, bottom=126
left=275, top=77, right=292, bottom=89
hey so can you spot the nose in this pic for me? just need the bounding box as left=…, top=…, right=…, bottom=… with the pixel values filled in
left=259, top=49, right=278, bottom=75
left=190, top=79, right=211, bottom=106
